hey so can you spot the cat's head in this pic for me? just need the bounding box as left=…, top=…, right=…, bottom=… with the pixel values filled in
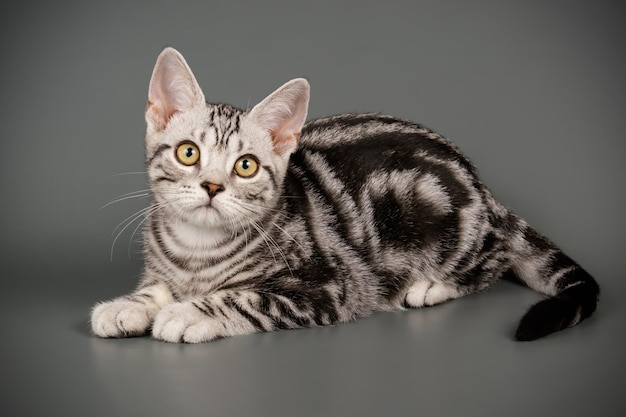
left=144, top=47, right=309, bottom=230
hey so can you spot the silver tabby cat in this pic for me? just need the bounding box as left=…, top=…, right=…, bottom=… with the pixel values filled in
left=91, top=47, right=599, bottom=343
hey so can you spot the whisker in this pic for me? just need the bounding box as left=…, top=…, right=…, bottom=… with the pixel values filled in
left=257, top=222, right=294, bottom=278
left=249, top=220, right=277, bottom=263
left=111, top=204, right=162, bottom=261
left=235, top=200, right=287, bottom=219
left=270, top=221, right=306, bottom=252
left=111, top=203, right=158, bottom=237
left=110, top=197, right=183, bottom=261
left=163, top=201, right=189, bottom=230
left=127, top=204, right=165, bottom=258
left=228, top=203, right=294, bottom=277
left=240, top=220, right=250, bottom=262
left=107, top=171, right=147, bottom=178
left=100, top=190, right=151, bottom=210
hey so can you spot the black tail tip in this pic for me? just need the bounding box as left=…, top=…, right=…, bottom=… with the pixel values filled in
left=515, top=277, right=599, bottom=341
left=515, top=297, right=598, bottom=342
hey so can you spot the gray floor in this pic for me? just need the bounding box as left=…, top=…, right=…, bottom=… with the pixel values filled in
left=1, top=2, right=625, bottom=416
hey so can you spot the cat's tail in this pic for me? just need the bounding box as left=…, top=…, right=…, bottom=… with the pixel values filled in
left=499, top=211, right=600, bottom=341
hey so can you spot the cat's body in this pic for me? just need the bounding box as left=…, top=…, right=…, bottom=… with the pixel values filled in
left=91, top=48, right=599, bottom=343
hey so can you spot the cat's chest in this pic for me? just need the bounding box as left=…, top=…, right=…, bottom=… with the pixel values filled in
left=167, top=267, right=223, bottom=298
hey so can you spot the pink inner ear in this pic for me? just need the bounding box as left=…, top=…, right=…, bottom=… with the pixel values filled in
left=272, top=130, right=301, bottom=155
left=146, top=74, right=186, bottom=131
left=145, top=48, right=204, bottom=131
left=146, top=100, right=170, bottom=131
left=253, top=80, right=309, bottom=156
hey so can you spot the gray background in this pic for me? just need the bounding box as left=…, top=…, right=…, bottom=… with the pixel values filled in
left=1, top=1, right=625, bottom=416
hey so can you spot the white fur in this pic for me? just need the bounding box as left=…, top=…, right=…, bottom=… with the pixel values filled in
left=152, top=301, right=210, bottom=343
left=404, top=280, right=461, bottom=308
left=91, top=283, right=174, bottom=337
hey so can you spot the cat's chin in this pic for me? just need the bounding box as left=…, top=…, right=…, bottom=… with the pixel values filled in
left=184, top=206, right=228, bottom=229
left=168, top=217, right=235, bottom=249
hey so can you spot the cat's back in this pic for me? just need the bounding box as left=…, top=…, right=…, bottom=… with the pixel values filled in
left=294, top=113, right=477, bottom=192
left=300, top=113, right=432, bottom=148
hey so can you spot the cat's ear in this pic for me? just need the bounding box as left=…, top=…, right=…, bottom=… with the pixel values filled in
left=248, top=78, right=310, bottom=155
left=146, top=47, right=205, bottom=131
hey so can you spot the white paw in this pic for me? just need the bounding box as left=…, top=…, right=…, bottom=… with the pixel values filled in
left=405, top=280, right=430, bottom=308
left=404, top=281, right=459, bottom=308
left=424, top=283, right=456, bottom=306
left=152, top=302, right=219, bottom=343
left=91, top=299, right=154, bottom=337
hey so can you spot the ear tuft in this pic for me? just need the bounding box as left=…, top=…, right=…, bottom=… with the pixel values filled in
left=146, top=47, right=205, bottom=131
left=249, top=78, right=310, bottom=155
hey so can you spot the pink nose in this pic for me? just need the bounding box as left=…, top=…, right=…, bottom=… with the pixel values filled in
left=201, top=182, right=225, bottom=198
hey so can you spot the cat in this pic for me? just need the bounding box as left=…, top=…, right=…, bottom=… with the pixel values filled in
left=91, top=47, right=599, bottom=343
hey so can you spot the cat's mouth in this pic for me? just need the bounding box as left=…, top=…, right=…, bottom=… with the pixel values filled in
left=183, top=201, right=225, bottom=226
left=198, top=202, right=219, bottom=212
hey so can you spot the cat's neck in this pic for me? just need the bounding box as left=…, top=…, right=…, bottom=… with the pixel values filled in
left=166, top=219, right=236, bottom=250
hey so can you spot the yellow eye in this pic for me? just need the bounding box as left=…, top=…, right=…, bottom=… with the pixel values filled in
left=175, top=142, right=200, bottom=166
left=234, top=155, right=259, bottom=178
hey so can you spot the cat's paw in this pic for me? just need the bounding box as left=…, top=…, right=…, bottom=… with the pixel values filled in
left=404, top=281, right=461, bottom=308
left=91, top=299, right=154, bottom=338
left=152, top=302, right=218, bottom=343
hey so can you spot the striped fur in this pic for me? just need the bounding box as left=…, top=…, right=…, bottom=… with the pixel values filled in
left=91, top=48, right=599, bottom=343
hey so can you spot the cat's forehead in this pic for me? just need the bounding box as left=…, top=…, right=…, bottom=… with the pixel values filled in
left=191, top=103, right=274, bottom=156
left=161, top=102, right=246, bottom=154
left=197, top=103, right=245, bottom=148
left=147, top=101, right=267, bottom=158
left=207, top=103, right=244, bottom=128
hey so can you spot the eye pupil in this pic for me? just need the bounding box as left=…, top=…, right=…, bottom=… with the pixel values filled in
left=176, top=142, right=200, bottom=166
left=234, top=155, right=259, bottom=178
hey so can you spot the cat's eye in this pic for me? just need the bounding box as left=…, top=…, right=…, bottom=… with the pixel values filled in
left=234, top=155, right=260, bottom=178
left=175, top=142, right=200, bottom=166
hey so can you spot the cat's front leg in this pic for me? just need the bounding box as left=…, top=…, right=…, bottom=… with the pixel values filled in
left=152, top=290, right=291, bottom=343
left=152, top=301, right=225, bottom=343
left=91, top=283, right=174, bottom=338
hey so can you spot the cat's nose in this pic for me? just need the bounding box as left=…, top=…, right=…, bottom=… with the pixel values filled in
left=201, top=182, right=225, bottom=198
